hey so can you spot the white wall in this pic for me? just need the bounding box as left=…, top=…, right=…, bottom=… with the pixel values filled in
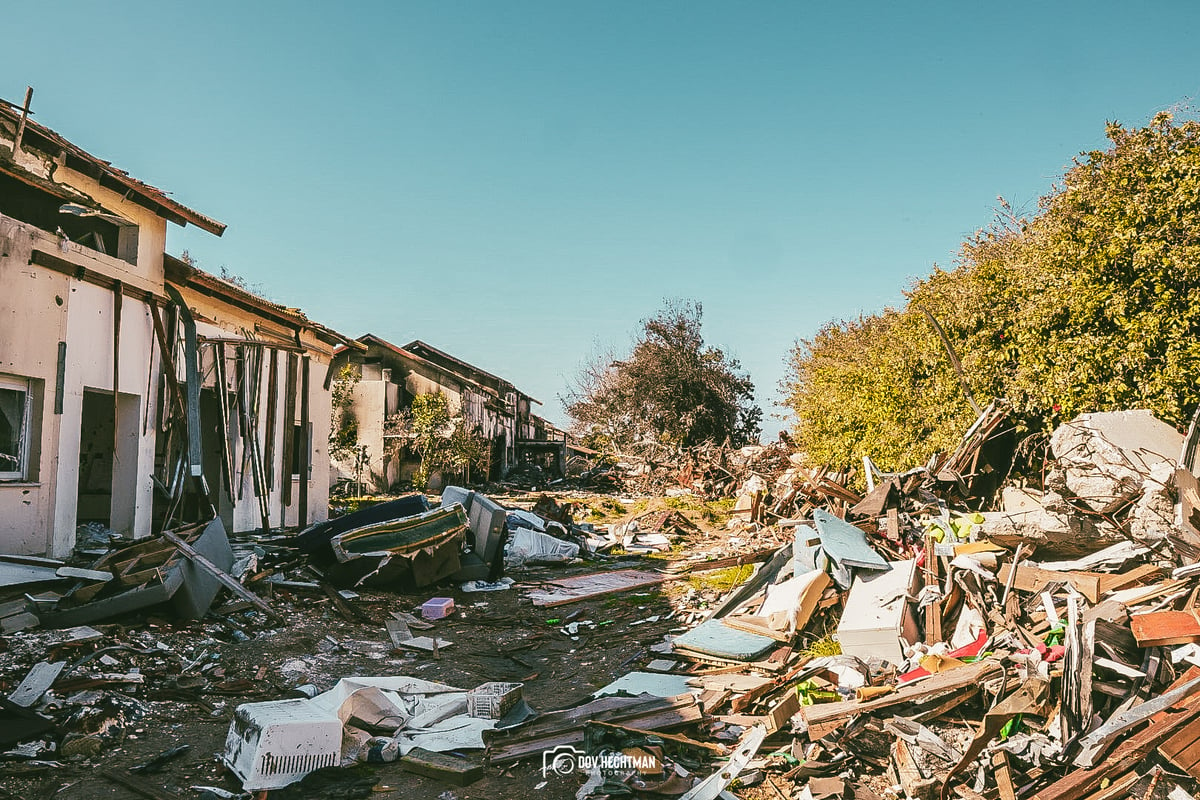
left=53, top=280, right=158, bottom=554
left=184, top=300, right=337, bottom=533
left=0, top=214, right=161, bottom=555
left=0, top=218, right=68, bottom=553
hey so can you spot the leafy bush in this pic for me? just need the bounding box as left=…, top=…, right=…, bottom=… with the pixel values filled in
left=784, top=113, right=1200, bottom=472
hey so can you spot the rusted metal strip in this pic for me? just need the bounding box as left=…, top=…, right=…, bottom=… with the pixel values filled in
left=298, top=355, right=310, bottom=529
left=263, top=348, right=278, bottom=490
left=280, top=352, right=298, bottom=511
left=112, top=280, right=122, bottom=462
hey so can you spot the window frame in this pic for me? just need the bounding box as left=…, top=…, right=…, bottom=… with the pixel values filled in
left=0, top=375, right=31, bottom=481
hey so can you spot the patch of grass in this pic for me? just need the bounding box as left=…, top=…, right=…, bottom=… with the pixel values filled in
left=686, top=564, right=755, bottom=594
left=799, top=634, right=842, bottom=658
left=662, top=496, right=695, bottom=511
left=701, top=497, right=736, bottom=526
left=587, top=497, right=629, bottom=522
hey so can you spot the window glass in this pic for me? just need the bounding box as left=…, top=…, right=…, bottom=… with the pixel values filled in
left=0, top=384, right=27, bottom=478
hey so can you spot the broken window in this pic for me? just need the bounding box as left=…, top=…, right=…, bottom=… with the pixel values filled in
left=0, top=376, right=31, bottom=481
left=0, top=172, right=139, bottom=264
left=290, top=423, right=311, bottom=478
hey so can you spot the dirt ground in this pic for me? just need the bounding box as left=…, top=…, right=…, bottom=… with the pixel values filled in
left=0, top=492, right=789, bottom=800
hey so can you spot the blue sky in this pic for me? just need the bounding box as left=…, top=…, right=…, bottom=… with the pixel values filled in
left=5, top=2, right=1199, bottom=436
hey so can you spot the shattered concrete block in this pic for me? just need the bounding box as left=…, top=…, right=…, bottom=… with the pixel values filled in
left=1001, top=487, right=1048, bottom=514
left=979, top=493, right=1123, bottom=557
left=1128, top=460, right=1176, bottom=546
left=1048, top=410, right=1183, bottom=512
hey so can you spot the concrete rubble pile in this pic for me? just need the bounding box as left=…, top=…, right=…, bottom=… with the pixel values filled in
left=7, top=406, right=1200, bottom=800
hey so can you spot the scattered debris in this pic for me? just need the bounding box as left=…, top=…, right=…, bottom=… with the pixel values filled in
left=6, top=405, right=1200, bottom=800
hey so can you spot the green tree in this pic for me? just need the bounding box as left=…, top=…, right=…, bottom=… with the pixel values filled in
left=565, top=300, right=761, bottom=453
left=783, top=112, right=1200, bottom=473
left=328, top=363, right=360, bottom=464
left=386, top=393, right=489, bottom=489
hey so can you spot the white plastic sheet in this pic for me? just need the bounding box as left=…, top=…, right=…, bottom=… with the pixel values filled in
left=504, top=528, right=579, bottom=567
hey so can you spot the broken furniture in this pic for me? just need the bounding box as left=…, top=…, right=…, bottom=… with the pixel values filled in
left=39, top=518, right=233, bottom=627
left=835, top=558, right=918, bottom=666
left=327, top=504, right=469, bottom=589
left=294, top=493, right=431, bottom=563
left=441, top=485, right=508, bottom=582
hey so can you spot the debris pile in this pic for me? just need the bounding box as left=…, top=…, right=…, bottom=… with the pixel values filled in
left=8, top=406, right=1200, bottom=800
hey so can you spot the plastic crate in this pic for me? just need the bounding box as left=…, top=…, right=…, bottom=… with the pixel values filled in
left=421, top=597, right=455, bottom=620
left=466, top=682, right=523, bottom=719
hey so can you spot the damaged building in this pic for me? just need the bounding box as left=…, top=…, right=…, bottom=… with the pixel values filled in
left=0, top=96, right=225, bottom=556
left=161, top=256, right=362, bottom=535
left=0, top=96, right=357, bottom=556
left=335, top=335, right=568, bottom=489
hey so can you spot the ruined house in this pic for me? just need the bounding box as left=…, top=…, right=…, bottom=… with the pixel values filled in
left=335, top=335, right=543, bottom=489
left=0, top=97, right=225, bottom=556
left=0, top=96, right=356, bottom=556
left=162, top=256, right=362, bottom=535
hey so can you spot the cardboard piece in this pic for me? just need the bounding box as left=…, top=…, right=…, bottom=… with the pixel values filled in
left=526, top=569, right=667, bottom=607
left=722, top=569, right=831, bottom=641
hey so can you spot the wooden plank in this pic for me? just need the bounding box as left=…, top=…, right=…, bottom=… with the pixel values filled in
left=54, top=340, right=66, bottom=414
left=112, top=280, right=122, bottom=464
left=1074, top=674, right=1200, bottom=766
left=399, top=747, right=484, bottom=786
left=234, top=346, right=250, bottom=500
left=697, top=688, right=730, bottom=712
left=486, top=694, right=703, bottom=764
left=1099, top=564, right=1164, bottom=594
left=165, top=285, right=203, bottom=480
left=729, top=661, right=811, bottom=714
left=263, top=348, right=278, bottom=489
left=925, top=533, right=942, bottom=644
left=235, top=346, right=272, bottom=533
left=1077, top=773, right=1139, bottom=800
left=1033, top=668, right=1200, bottom=800
left=587, top=720, right=726, bottom=754
left=997, top=562, right=1104, bottom=604
left=992, top=750, right=1017, bottom=800
left=893, top=738, right=938, bottom=800
left=1158, top=710, right=1200, bottom=779
left=1175, top=467, right=1200, bottom=562
left=213, top=342, right=236, bottom=499
left=802, top=662, right=1001, bottom=741
left=767, top=690, right=801, bottom=733
left=321, top=580, right=371, bottom=623
left=911, top=685, right=981, bottom=724
left=1107, top=579, right=1190, bottom=607
left=118, top=566, right=168, bottom=587
left=0, top=599, right=27, bottom=618
left=159, top=529, right=281, bottom=621
left=1131, top=610, right=1200, bottom=647
left=147, top=298, right=185, bottom=423
left=11, top=86, right=33, bottom=154
left=299, top=355, right=310, bottom=528
left=56, top=567, right=113, bottom=582
left=526, top=569, right=668, bottom=607
left=101, top=770, right=181, bottom=800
